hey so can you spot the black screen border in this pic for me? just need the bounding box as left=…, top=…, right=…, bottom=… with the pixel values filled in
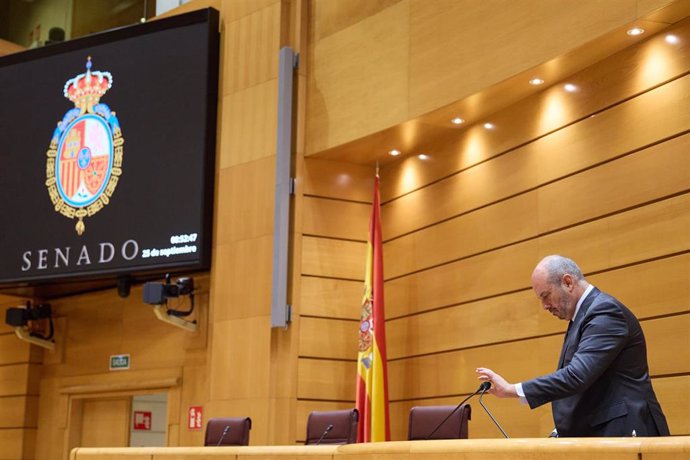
left=0, top=8, right=220, bottom=291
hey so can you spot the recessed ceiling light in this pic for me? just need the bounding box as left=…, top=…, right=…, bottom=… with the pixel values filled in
left=451, top=117, right=465, bottom=125
left=529, top=78, right=544, bottom=86
left=483, top=123, right=495, bottom=130
left=665, top=34, right=680, bottom=44
left=418, top=154, right=429, bottom=160
left=564, top=83, right=578, bottom=93
left=389, top=149, right=400, bottom=156
left=626, top=27, right=645, bottom=36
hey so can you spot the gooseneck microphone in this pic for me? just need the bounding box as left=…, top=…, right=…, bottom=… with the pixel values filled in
left=426, top=381, right=491, bottom=440
left=216, top=425, right=231, bottom=446
left=315, top=424, right=334, bottom=445
left=478, top=383, right=509, bottom=438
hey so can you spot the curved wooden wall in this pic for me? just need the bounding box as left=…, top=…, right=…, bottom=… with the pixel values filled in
left=299, top=18, right=690, bottom=441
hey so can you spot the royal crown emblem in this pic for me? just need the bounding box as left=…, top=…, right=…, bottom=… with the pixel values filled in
left=45, top=57, right=124, bottom=235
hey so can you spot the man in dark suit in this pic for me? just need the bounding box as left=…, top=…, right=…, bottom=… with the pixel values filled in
left=476, top=255, right=669, bottom=437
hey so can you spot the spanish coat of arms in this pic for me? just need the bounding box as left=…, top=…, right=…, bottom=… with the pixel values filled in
left=45, top=57, right=124, bottom=235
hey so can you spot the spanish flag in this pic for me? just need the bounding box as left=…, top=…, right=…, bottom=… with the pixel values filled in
left=355, top=173, right=390, bottom=442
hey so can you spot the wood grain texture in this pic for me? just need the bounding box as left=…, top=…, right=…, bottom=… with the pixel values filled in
left=217, top=80, right=278, bottom=169
left=298, top=317, right=357, bottom=360
left=381, top=15, right=690, bottom=200
left=302, top=237, right=367, bottom=280
left=303, top=159, right=375, bottom=202
left=384, top=133, right=690, bottom=279
left=407, top=0, right=646, bottom=117
left=386, top=193, right=690, bottom=319
left=297, top=358, right=356, bottom=401
left=215, top=156, right=276, bottom=245
left=211, top=235, right=274, bottom=321
left=306, top=0, right=409, bottom=154
left=222, top=1, right=281, bottom=96
left=299, top=277, right=362, bottom=319
left=302, top=197, right=370, bottom=241
left=382, top=76, right=690, bottom=239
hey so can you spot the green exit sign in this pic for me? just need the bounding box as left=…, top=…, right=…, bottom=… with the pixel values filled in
left=110, top=354, right=130, bottom=371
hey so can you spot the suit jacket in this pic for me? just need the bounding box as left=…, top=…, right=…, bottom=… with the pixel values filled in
left=522, top=287, right=669, bottom=437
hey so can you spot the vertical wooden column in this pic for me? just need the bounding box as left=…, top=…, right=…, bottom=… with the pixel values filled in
left=207, top=0, right=305, bottom=445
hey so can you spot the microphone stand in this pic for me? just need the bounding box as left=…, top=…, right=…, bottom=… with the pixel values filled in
left=216, top=425, right=231, bottom=446
left=479, top=389, right=509, bottom=438
left=426, top=382, right=489, bottom=440
left=315, top=424, right=334, bottom=445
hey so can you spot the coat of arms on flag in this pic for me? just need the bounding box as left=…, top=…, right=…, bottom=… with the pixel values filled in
left=45, top=57, right=124, bottom=235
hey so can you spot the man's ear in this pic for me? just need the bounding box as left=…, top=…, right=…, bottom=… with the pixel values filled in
left=561, top=273, right=575, bottom=291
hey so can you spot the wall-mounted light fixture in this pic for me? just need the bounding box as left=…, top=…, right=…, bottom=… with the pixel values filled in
left=143, top=275, right=196, bottom=332
left=5, top=302, right=55, bottom=350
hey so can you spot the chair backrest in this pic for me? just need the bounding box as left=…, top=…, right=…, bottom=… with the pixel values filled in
left=305, top=408, right=359, bottom=445
left=407, top=404, right=471, bottom=440
left=204, top=417, right=252, bottom=446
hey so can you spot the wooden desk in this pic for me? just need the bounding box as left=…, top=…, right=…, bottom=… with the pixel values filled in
left=70, top=437, right=690, bottom=460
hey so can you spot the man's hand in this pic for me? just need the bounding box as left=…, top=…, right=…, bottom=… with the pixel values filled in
left=476, top=367, right=518, bottom=398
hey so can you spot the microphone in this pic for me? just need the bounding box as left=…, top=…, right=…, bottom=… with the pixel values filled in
left=426, top=382, right=489, bottom=440
left=316, top=424, right=334, bottom=445
left=478, top=383, right=509, bottom=438
left=216, top=425, right=231, bottom=446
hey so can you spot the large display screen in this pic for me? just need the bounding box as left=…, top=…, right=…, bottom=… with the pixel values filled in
left=0, top=8, right=219, bottom=289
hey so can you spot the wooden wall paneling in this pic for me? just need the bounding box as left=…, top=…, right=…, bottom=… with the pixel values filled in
left=309, top=0, right=403, bottom=42
left=0, top=396, right=38, bottom=428
left=303, top=196, right=370, bottom=243
left=303, top=158, right=376, bottom=202
left=385, top=241, right=539, bottom=319
left=301, top=237, right=367, bottom=280
left=380, top=15, right=690, bottom=200
left=217, top=81, right=278, bottom=169
left=216, top=156, right=276, bottom=245
left=388, top=251, right=690, bottom=361
left=387, top=315, right=687, bottom=403
left=302, top=197, right=370, bottom=241
left=306, top=0, right=409, bottom=154
left=298, top=317, right=357, bottom=360
left=299, top=277, right=362, bottom=319
left=643, top=314, right=690, bottom=376
left=386, top=253, right=690, bottom=362
left=407, top=0, right=655, bottom=118
left=386, top=192, right=690, bottom=320
left=0, top=428, right=32, bottom=460
left=384, top=133, right=690, bottom=280
left=46, top=286, right=202, bottom=377
left=654, top=375, right=690, bottom=435
left=388, top=335, right=563, bottom=402
left=222, top=1, right=281, bottom=96
left=211, top=235, right=274, bottom=322
left=384, top=192, right=539, bottom=279
left=383, top=74, right=690, bottom=239
left=222, top=0, right=280, bottom=24
left=0, top=364, right=32, bottom=396
left=538, top=192, right=690, bottom=272
left=296, top=358, right=356, bottom=401
left=386, top=290, right=551, bottom=360
left=537, top=134, right=690, bottom=233
left=0, top=334, right=37, bottom=365
left=591, top=253, right=690, bottom=319
left=209, top=315, right=272, bottom=401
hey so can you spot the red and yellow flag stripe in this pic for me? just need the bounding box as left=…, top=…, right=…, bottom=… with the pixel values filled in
left=355, top=174, right=390, bottom=442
